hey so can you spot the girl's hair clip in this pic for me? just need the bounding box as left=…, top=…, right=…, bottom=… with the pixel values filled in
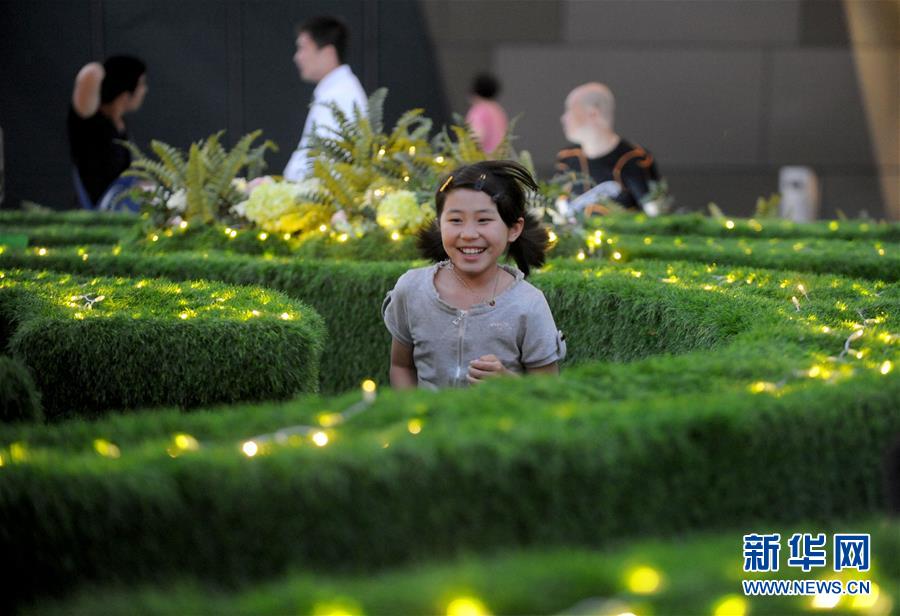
left=473, top=173, right=487, bottom=191
left=439, top=175, right=454, bottom=192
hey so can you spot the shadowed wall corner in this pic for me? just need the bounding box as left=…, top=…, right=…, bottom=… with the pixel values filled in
left=844, top=0, right=900, bottom=221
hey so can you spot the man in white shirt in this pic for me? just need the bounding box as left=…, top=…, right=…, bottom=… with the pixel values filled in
left=283, top=16, right=367, bottom=181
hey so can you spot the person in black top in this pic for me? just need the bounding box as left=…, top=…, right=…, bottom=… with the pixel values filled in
left=557, top=82, right=660, bottom=215
left=68, top=56, right=147, bottom=208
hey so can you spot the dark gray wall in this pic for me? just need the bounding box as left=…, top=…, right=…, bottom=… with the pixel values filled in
left=0, top=0, right=448, bottom=210
left=423, top=0, right=899, bottom=219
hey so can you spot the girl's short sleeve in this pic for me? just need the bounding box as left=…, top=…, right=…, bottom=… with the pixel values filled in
left=382, top=280, right=413, bottom=347
left=521, top=294, right=566, bottom=368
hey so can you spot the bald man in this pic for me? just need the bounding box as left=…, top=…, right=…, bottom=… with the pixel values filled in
left=557, top=82, right=660, bottom=214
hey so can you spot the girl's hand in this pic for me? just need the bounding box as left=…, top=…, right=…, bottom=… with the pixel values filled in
left=467, top=354, right=516, bottom=383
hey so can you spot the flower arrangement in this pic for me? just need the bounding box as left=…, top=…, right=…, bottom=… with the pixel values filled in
left=119, top=131, right=277, bottom=227
left=375, top=190, right=432, bottom=232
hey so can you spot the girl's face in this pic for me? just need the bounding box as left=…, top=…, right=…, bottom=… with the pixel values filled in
left=440, top=189, right=523, bottom=278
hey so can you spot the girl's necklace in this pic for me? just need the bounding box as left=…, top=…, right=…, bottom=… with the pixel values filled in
left=449, top=263, right=501, bottom=307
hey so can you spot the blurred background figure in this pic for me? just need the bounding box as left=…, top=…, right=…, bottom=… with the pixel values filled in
left=557, top=82, right=660, bottom=214
left=465, top=72, right=508, bottom=155
left=283, top=15, right=367, bottom=181
left=68, top=55, right=147, bottom=211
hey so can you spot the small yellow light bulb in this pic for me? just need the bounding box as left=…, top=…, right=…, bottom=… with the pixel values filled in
left=174, top=433, right=199, bottom=451
left=179, top=220, right=189, bottom=230
left=258, top=232, right=268, bottom=241
left=312, top=431, right=329, bottom=447
left=713, top=596, right=748, bottom=616
left=280, top=312, right=292, bottom=320
left=446, top=596, right=488, bottom=616
left=881, top=360, right=893, bottom=375
left=626, top=566, right=662, bottom=594
left=361, top=379, right=377, bottom=402
left=435, top=155, right=445, bottom=164
left=576, top=250, right=586, bottom=261
left=241, top=441, right=258, bottom=457
left=407, top=419, right=423, bottom=435
left=548, top=230, right=558, bottom=243
left=612, top=251, right=622, bottom=260
left=283, top=233, right=291, bottom=240
left=725, top=220, right=735, bottom=229
left=37, top=247, right=48, bottom=256
left=390, top=231, right=401, bottom=241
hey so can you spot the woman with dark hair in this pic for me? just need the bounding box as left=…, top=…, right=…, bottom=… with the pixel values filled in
left=68, top=55, right=147, bottom=210
left=465, top=73, right=509, bottom=155
left=383, top=160, right=565, bottom=390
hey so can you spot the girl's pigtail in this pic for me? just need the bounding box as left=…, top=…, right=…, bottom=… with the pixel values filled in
left=416, top=219, right=448, bottom=262
left=507, top=211, right=548, bottom=277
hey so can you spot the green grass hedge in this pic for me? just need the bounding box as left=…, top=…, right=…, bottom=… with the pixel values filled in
left=0, top=366, right=897, bottom=608
left=0, top=209, right=138, bottom=227
left=33, top=518, right=900, bottom=615
left=0, top=269, right=326, bottom=419
left=0, top=247, right=768, bottom=392
left=0, top=246, right=897, bottom=605
left=0, top=356, right=41, bottom=422
left=592, top=212, right=900, bottom=242
left=123, top=224, right=421, bottom=261
left=0, top=224, right=130, bottom=247
left=578, top=233, right=900, bottom=282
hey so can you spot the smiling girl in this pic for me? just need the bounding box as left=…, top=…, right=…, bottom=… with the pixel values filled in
left=382, top=160, right=566, bottom=389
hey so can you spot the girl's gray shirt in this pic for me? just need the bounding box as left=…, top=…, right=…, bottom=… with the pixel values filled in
left=382, top=262, right=566, bottom=389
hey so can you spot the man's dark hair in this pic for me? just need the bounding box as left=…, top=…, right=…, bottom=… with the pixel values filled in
left=472, top=73, right=500, bottom=99
left=297, top=15, right=349, bottom=64
left=100, top=55, right=146, bottom=104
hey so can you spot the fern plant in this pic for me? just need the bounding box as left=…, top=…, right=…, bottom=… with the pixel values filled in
left=305, top=88, right=447, bottom=229
left=119, top=130, right=277, bottom=226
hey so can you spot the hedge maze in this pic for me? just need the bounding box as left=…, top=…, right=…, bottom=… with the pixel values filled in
left=0, top=211, right=898, bottom=614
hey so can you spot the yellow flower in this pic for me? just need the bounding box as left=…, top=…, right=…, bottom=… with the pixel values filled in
left=376, top=190, right=429, bottom=232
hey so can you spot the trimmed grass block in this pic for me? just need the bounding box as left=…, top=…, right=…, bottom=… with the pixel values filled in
left=0, top=269, right=326, bottom=418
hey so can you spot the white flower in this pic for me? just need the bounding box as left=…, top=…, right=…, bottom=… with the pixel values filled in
left=231, top=177, right=248, bottom=193
left=231, top=201, right=248, bottom=218
left=166, top=189, right=187, bottom=212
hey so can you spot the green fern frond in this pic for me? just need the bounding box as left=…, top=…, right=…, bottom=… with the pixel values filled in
left=149, top=140, right=187, bottom=175
left=450, top=125, right=486, bottom=162
left=208, top=131, right=260, bottom=197
left=122, top=159, right=180, bottom=190
left=313, top=160, right=355, bottom=209
left=185, top=143, right=212, bottom=223
left=246, top=139, right=278, bottom=179
left=117, top=139, right=147, bottom=163
left=366, top=88, right=387, bottom=134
